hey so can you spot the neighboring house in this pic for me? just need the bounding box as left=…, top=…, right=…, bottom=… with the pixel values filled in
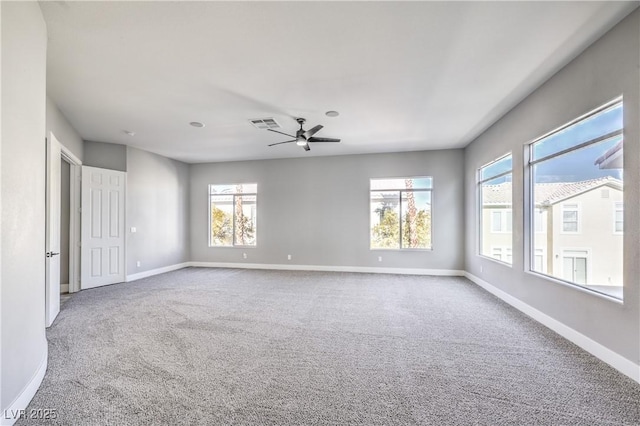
left=482, top=177, right=623, bottom=290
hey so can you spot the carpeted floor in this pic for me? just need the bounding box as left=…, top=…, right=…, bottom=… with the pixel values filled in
left=18, top=268, right=640, bottom=425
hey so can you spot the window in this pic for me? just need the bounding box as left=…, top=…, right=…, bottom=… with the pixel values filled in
left=534, top=248, right=546, bottom=273
left=534, top=208, right=547, bottom=233
left=528, top=98, right=623, bottom=299
left=561, top=204, right=579, bottom=233
left=370, top=177, right=432, bottom=250
left=490, top=210, right=512, bottom=233
left=614, top=202, right=623, bottom=233
left=491, top=247, right=512, bottom=263
left=209, top=183, right=257, bottom=247
left=478, top=153, right=512, bottom=264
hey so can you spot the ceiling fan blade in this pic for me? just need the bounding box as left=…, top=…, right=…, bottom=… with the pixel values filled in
left=267, top=129, right=296, bottom=138
left=303, top=143, right=311, bottom=151
left=307, top=137, right=341, bottom=143
left=304, top=125, right=323, bottom=139
left=268, top=140, right=296, bottom=147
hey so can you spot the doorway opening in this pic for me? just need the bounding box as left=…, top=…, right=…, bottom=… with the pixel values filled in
left=61, top=146, right=81, bottom=294
left=46, top=132, right=81, bottom=327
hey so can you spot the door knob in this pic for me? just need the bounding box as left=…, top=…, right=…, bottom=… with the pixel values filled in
left=46, top=252, right=60, bottom=258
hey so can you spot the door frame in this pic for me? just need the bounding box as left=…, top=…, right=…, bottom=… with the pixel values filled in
left=47, top=131, right=82, bottom=303
left=45, top=134, right=62, bottom=327
left=61, top=143, right=82, bottom=293
left=560, top=247, right=591, bottom=285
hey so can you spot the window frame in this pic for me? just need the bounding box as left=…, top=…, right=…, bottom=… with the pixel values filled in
left=477, top=152, right=513, bottom=265
left=491, top=246, right=513, bottom=264
left=534, top=208, right=547, bottom=234
left=613, top=201, right=623, bottom=234
left=369, top=176, right=433, bottom=251
left=490, top=209, right=513, bottom=234
left=208, top=183, right=258, bottom=248
left=525, top=97, right=623, bottom=301
left=533, top=248, right=547, bottom=273
left=560, top=203, right=581, bottom=234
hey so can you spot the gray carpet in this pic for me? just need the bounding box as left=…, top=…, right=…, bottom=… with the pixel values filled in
left=19, top=268, right=640, bottom=425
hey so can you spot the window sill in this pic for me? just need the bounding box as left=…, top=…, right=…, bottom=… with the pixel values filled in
left=524, top=270, right=623, bottom=304
left=478, top=254, right=513, bottom=268
left=370, top=248, right=433, bottom=252
left=208, top=245, right=257, bottom=249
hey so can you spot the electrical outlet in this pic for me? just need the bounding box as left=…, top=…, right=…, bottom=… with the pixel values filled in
left=480, top=265, right=483, bottom=273
left=243, top=253, right=247, bottom=259
left=287, top=254, right=292, bottom=260
left=378, top=256, right=382, bottom=262
left=130, top=227, right=137, bottom=233
left=136, top=261, right=141, bottom=268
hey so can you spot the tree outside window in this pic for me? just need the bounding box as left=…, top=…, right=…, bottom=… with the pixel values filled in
left=370, top=177, right=432, bottom=250
left=209, top=183, right=257, bottom=247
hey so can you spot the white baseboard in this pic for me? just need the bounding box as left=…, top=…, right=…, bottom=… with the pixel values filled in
left=1, top=345, right=48, bottom=426
left=60, top=283, right=69, bottom=293
left=464, top=272, right=640, bottom=384
left=188, top=261, right=464, bottom=276
left=126, top=262, right=190, bottom=282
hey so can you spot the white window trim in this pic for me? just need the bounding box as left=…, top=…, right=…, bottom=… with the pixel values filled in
left=613, top=201, right=623, bottom=234
left=525, top=97, right=623, bottom=301
left=477, top=153, right=513, bottom=260
left=532, top=247, right=547, bottom=274
left=369, top=176, right=434, bottom=251
left=560, top=203, right=581, bottom=235
left=534, top=208, right=547, bottom=233
left=208, top=184, right=258, bottom=248
left=490, top=209, right=513, bottom=234
left=489, top=245, right=513, bottom=266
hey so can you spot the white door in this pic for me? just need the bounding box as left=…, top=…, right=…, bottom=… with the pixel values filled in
left=81, top=166, right=126, bottom=289
left=45, top=135, right=62, bottom=327
left=562, top=250, right=588, bottom=284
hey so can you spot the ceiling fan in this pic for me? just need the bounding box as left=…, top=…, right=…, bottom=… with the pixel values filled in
left=267, top=118, right=341, bottom=151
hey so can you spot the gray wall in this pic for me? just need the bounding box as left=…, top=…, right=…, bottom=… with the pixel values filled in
left=1, top=0, right=49, bottom=411
left=60, top=159, right=70, bottom=285
left=190, top=150, right=464, bottom=271
left=46, top=96, right=83, bottom=161
left=464, top=10, right=639, bottom=363
left=84, top=140, right=127, bottom=172
left=126, top=147, right=190, bottom=274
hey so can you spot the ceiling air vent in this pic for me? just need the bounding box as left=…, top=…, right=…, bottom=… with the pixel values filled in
left=249, top=118, right=281, bottom=130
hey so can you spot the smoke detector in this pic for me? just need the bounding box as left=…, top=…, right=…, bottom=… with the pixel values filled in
left=249, top=118, right=281, bottom=130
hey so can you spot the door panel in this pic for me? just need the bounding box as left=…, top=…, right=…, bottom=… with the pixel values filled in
left=81, top=166, right=126, bottom=289
left=562, top=251, right=588, bottom=284
left=45, top=136, right=62, bottom=327
left=563, top=257, right=574, bottom=281
left=575, top=257, right=587, bottom=284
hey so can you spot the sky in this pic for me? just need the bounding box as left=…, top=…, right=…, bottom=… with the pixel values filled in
left=483, top=102, right=623, bottom=184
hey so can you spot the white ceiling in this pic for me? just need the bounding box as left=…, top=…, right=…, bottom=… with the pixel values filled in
left=41, top=1, right=637, bottom=164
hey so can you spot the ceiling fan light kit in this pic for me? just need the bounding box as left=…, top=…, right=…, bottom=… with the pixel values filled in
left=267, top=117, right=341, bottom=152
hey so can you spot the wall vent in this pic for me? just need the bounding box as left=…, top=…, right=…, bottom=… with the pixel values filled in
left=249, top=118, right=281, bottom=130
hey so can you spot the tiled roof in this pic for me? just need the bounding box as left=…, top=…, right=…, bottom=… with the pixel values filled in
left=482, top=176, right=622, bottom=205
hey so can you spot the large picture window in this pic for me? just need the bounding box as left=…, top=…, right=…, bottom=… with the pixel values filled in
left=370, top=177, right=432, bottom=250
left=209, top=183, right=257, bottom=247
left=478, top=154, right=512, bottom=264
left=528, top=98, right=623, bottom=299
